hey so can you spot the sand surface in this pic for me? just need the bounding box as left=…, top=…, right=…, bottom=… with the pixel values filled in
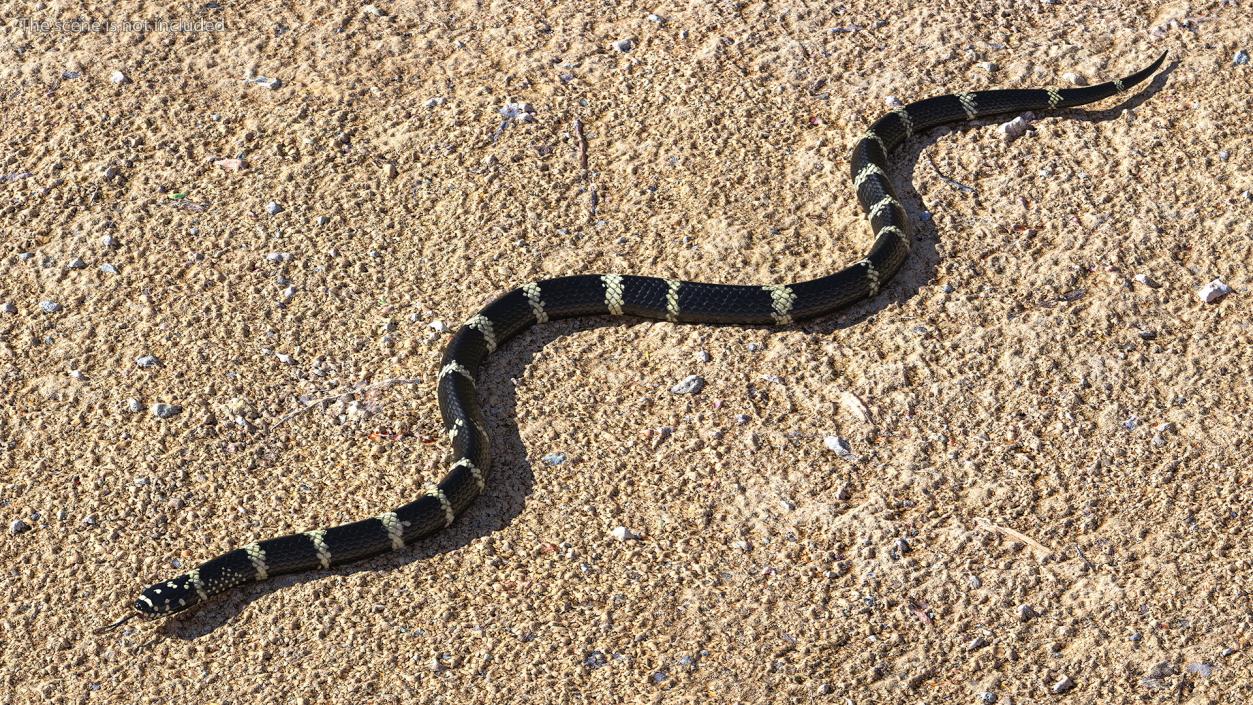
left=2, top=1, right=1251, bottom=702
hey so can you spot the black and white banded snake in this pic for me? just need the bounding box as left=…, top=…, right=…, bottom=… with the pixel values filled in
left=107, top=51, right=1167, bottom=626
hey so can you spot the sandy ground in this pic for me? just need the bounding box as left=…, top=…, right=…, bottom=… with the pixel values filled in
left=1, top=0, right=1251, bottom=702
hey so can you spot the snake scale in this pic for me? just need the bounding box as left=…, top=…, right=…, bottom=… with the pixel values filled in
left=127, top=52, right=1166, bottom=618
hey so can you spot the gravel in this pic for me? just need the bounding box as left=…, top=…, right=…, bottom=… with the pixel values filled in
left=1, top=303, right=15, bottom=314
left=265, top=201, right=284, bottom=216
left=135, top=355, right=160, bottom=368
left=1051, top=675, right=1075, bottom=694
left=1017, top=604, right=1037, bottom=621
left=9, top=519, right=31, bottom=535
left=40, top=301, right=61, bottom=313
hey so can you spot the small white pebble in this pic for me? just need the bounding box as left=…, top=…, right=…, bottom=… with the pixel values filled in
left=885, top=95, right=904, bottom=108
left=1, top=302, right=15, bottom=314
left=1235, top=50, right=1250, bottom=66
left=423, top=96, right=445, bottom=108
left=499, top=102, right=535, bottom=123
left=1197, top=278, right=1231, bottom=303
left=610, top=526, right=641, bottom=541
left=429, top=320, right=448, bottom=333
left=1134, top=273, right=1160, bottom=288
left=110, top=70, right=129, bottom=85
left=40, top=301, right=61, bottom=313
left=1061, top=71, right=1086, bottom=86
left=839, top=391, right=872, bottom=423
left=612, top=37, right=636, bottom=53
left=670, top=375, right=706, bottom=394
left=997, top=113, right=1034, bottom=142
left=824, top=435, right=855, bottom=460
left=135, top=355, right=160, bottom=368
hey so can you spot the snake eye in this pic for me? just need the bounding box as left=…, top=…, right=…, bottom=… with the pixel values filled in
left=134, top=593, right=162, bottom=614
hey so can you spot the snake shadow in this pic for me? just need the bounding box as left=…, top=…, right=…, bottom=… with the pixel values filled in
left=157, top=64, right=1172, bottom=639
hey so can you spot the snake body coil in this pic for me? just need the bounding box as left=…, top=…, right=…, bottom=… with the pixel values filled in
left=132, top=52, right=1166, bottom=616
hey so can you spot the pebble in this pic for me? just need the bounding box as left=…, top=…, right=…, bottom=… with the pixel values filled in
left=19, top=252, right=33, bottom=261
left=40, top=300, right=61, bottom=313
left=647, top=13, right=666, bottom=23
left=734, top=414, right=749, bottom=424
left=266, top=252, right=288, bottom=263
left=541, top=452, right=566, bottom=466
left=1134, top=273, right=1160, bottom=288
left=82, top=515, right=96, bottom=527
left=612, top=38, right=636, bottom=53
left=610, top=526, right=641, bottom=541
left=835, top=482, right=852, bottom=500
left=979, top=692, right=997, bottom=704
left=839, top=391, right=871, bottom=423
left=885, top=95, right=904, bottom=108
left=251, top=76, right=282, bottom=90
left=383, top=163, right=397, bottom=179
left=100, top=264, right=118, bottom=274
left=1061, top=71, right=1086, bottom=86
left=110, top=70, right=129, bottom=84
left=1017, top=604, right=1037, bottom=621
left=1197, top=278, right=1230, bottom=303
left=125, top=399, right=144, bottom=413
left=135, top=355, right=160, bottom=368
left=966, top=635, right=989, bottom=651
left=265, top=201, right=284, bottom=216
left=101, top=235, right=119, bottom=249
left=584, top=651, right=608, bottom=669
left=1187, top=663, right=1213, bottom=677
left=997, top=114, right=1033, bottom=141
left=276, top=353, right=294, bottom=365
left=152, top=403, right=182, bottom=419
left=824, top=435, right=855, bottom=460
left=1051, top=675, right=1075, bottom=694
left=423, top=97, right=445, bottom=108
left=1235, top=50, right=1250, bottom=66
left=977, top=61, right=997, bottom=73
left=69, top=370, right=86, bottom=381
left=1, top=303, right=15, bottom=314
left=66, top=257, right=86, bottom=270
left=696, top=350, right=711, bottom=363
left=894, top=537, right=912, bottom=554
left=429, top=320, right=448, bottom=333
left=1145, top=661, right=1178, bottom=679
left=10, top=519, right=31, bottom=535
left=968, top=575, right=982, bottom=588
left=316, top=215, right=331, bottom=226
left=670, top=374, right=705, bottom=394
left=498, top=102, right=535, bottom=123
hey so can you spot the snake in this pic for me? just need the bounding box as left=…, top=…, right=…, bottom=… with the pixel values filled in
left=123, top=51, right=1166, bottom=619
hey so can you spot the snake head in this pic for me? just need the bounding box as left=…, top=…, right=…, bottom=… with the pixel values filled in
left=134, top=573, right=203, bottom=615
